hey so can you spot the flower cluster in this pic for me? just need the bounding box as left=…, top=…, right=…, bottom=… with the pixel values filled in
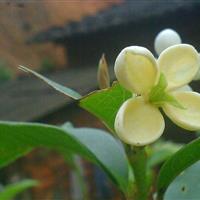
left=114, top=44, right=200, bottom=146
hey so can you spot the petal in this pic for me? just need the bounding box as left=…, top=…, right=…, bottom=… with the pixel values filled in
left=193, top=67, right=200, bottom=80
left=174, top=85, right=192, bottom=92
left=114, top=46, right=158, bottom=95
left=158, top=44, right=199, bottom=89
left=163, top=91, right=200, bottom=131
left=154, top=29, right=181, bottom=56
left=193, top=54, right=200, bottom=80
left=114, top=97, right=165, bottom=146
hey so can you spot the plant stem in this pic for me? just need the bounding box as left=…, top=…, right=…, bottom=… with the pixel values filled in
left=126, top=146, right=148, bottom=200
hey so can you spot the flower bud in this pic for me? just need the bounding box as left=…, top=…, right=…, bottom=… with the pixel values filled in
left=154, top=29, right=181, bottom=56
left=97, top=54, right=110, bottom=89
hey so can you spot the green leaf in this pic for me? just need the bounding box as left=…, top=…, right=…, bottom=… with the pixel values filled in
left=157, top=137, right=200, bottom=196
left=0, top=180, right=38, bottom=200
left=0, top=121, right=129, bottom=192
left=161, top=93, right=185, bottom=109
left=196, top=131, right=200, bottom=137
left=149, top=73, right=184, bottom=109
left=147, top=140, right=182, bottom=168
left=164, top=161, right=200, bottom=200
left=62, top=125, right=129, bottom=191
left=19, top=65, right=82, bottom=99
left=79, top=82, right=132, bottom=132
left=149, top=73, right=168, bottom=102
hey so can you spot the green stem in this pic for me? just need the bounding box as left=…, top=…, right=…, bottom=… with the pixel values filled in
left=126, top=146, right=148, bottom=200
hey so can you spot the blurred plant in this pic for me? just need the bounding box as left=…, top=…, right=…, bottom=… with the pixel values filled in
left=0, top=61, right=13, bottom=83
left=0, top=179, right=38, bottom=200
left=40, top=57, right=55, bottom=73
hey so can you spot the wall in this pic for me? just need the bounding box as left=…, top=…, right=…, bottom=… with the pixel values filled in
left=0, top=0, right=121, bottom=76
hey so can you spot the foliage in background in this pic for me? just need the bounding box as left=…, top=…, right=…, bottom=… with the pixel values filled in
left=0, top=180, right=38, bottom=200
left=0, top=61, right=13, bottom=83
left=40, top=57, right=55, bottom=73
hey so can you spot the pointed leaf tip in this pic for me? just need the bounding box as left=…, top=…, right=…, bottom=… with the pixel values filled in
left=19, top=65, right=82, bottom=100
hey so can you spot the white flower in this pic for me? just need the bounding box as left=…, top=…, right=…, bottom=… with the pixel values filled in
left=114, top=44, right=200, bottom=146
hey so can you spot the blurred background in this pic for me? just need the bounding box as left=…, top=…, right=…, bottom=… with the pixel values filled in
left=0, top=0, right=200, bottom=199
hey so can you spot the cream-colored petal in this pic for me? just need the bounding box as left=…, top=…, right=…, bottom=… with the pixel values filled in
left=154, top=29, right=181, bottom=56
left=193, top=54, right=200, bottom=80
left=193, top=67, right=200, bottom=80
left=114, top=46, right=158, bottom=95
left=163, top=91, right=200, bottom=131
left=158, top=44, right=199, bottom=89
left=174, top=85, right=192, bottom=92
left=114, top=97, right=165, bottom=146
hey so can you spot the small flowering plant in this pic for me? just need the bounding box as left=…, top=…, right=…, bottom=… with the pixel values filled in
left=1, top=29, right=200, bottom=200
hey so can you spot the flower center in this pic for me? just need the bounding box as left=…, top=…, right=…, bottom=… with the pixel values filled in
left=149, top=73, right=185, bottom=109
